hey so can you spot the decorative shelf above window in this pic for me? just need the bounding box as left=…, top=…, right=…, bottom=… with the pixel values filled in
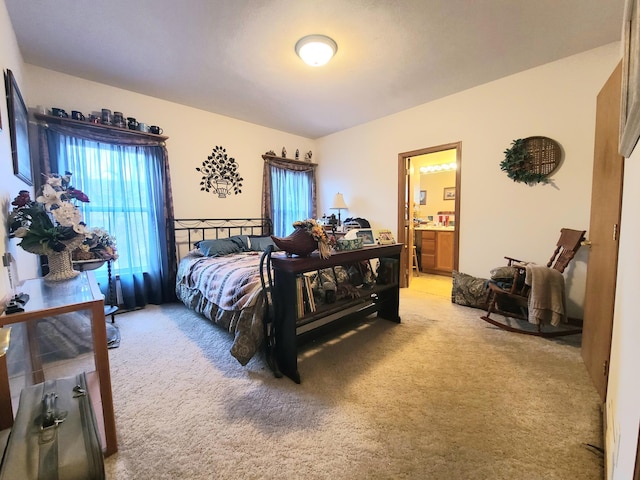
left=34, top=114, right=168, bottom=142
left=262, top=154, right=316, bottom=167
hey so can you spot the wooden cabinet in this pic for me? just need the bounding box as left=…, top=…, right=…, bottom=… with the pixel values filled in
left=417, top=230, right=454, bottom=275
left=436, top=231, right=454, bottom=272
left=271, top=244, right=402, bottom=383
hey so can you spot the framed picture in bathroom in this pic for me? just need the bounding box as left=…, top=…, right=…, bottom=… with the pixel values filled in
left=419, top=190, right=426, bottom=205
left=443, top=187, right=455, bottom=200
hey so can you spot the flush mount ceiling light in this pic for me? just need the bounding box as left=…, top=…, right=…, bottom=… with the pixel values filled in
left=295, top=34, right=337, bottom=67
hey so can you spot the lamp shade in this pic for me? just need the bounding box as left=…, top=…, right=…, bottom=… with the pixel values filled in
left=331, top=193, right=348, bottom=210
left=295, top=35, right=337, bottom=67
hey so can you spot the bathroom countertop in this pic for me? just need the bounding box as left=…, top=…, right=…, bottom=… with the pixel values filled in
left=414, top=226, right=455, bottom=231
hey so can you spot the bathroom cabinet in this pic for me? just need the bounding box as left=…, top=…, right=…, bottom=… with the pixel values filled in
left=417, top=229, right=454, bottom=275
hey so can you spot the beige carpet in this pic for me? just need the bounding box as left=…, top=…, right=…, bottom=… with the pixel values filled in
left=103, top=280, right=603, bottom=479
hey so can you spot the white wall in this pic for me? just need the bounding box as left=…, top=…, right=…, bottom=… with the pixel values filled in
left=316, top=42, right=621, bottom=319
left=3, top=3, right=637, bottom=472
left=418, top=172, right=456, bottom=220
left=23, top=65, right=315, bottom=222
left=0, top=0, right=39, bottom=299
left=607, top=148, right=640, bottom=479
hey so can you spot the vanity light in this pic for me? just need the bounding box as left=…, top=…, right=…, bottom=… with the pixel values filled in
left=419, top=162, right=457, bottom=174
left=295, top=35, right=338, bottom=66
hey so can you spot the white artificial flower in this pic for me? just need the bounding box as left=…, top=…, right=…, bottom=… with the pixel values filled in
left=73, top=223, right=89, bottom=235
left=47, top=175, right=63, bottom=188
left=51, top=203, right=81, bottom=227
left=36, top=184, right=63, bottom=210
left=13, top=226, right=29, bottom=238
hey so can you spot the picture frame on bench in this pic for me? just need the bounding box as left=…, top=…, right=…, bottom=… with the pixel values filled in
left=355, top=229, right=375, bottom=245
left=377, top=229, right=395, bottom=245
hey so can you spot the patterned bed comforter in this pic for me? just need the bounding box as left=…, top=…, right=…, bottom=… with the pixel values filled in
left=175, top=251, right=267, bottom=365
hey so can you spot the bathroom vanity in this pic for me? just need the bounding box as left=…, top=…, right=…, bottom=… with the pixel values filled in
left=415, top=227, right=455, bottom=275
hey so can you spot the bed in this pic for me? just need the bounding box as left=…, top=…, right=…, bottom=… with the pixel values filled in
left=174, top=218, right=275, bottom=365
left=173, top=218, right=402, bottom=381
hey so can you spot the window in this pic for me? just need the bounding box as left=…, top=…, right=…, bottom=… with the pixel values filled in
left=262, top=156, right=317, bottom=237
left=270, top=166, right=314, bottom=236
left=41, top=126, right=175, bottom=309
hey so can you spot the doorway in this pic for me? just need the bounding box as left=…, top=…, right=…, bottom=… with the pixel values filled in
left=397, top=142, right=461, bottom=288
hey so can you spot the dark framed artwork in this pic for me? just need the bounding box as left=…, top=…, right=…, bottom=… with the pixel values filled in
left=419, top=190, right=426, bottom=205
left=5, top=69, right=32, bottom=185
left=620, top=0, right=640, bottom=157
left=443, top=187, right=456, bottom=200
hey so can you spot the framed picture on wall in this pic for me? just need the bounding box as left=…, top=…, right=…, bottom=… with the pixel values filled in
left=620, top=0, right=640, bottom=157
left=443, top=187, right=455, bottom=200
left=5, top=69, right=32, bottom=185
left=419, top=190, right=426, bottom=205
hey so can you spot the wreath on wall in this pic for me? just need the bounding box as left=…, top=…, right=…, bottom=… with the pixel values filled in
left=500, top=137, right=561, bottom=185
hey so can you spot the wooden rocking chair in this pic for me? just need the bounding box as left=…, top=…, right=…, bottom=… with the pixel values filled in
left=480, top=228, right=586, bottom=337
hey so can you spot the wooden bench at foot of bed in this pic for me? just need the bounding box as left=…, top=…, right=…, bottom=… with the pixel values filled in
left=269, top=243, right=402, bottom=383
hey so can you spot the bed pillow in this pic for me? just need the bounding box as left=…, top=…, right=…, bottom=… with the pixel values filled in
left=248, top=236, right=280, bottom=252
left=229, top=235, right=250, bottom=251
left=197, top=238, right=245, bottom=257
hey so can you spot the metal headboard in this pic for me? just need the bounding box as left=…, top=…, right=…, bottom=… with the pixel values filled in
left=173, top=218, right=272, bottom=261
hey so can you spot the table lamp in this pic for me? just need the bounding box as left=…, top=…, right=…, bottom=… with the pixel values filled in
left=331, top=193, right=348, bottom=227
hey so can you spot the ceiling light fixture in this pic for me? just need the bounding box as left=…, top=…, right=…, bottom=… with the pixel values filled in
left=295, top=34, right=337, bottom=67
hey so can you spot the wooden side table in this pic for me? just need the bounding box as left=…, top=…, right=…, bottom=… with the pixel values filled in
left=0, top=272, right=117, bottom=456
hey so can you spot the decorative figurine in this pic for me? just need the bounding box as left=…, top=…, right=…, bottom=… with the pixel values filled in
left=281, top=147, right=287, bottom=158
left=305, top=150, right=313, bottom=161
left=265, top=150, right=276, bottom=156
left=295, top=149, right=300, bottom=160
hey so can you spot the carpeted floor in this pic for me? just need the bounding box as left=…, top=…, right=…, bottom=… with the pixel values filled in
left=103, top=277, right=603, bottom=479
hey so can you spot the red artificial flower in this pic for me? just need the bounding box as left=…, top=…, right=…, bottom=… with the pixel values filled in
left=11, top=190, right=31, bottom=208
left=67, top=187, right=90, bottom=203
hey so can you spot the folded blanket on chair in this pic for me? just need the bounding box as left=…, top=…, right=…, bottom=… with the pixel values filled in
left=525, top=264, right=566, bottom=327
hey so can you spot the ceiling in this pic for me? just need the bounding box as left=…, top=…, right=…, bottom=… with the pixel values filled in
left=5, top=0, right=625, bottom=139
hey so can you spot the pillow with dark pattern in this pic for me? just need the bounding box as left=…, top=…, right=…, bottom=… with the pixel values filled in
left=451, top=271, right=490, bottom=309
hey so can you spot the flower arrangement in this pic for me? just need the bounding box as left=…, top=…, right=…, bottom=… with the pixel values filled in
left=74, top=227, right=119, bottom=261
left=8, top=172, right=90, bottom=255
left=292, top=218, right=331, bottom=259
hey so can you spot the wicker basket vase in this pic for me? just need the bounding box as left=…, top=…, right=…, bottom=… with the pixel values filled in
left=271, top=227, right=318, bottom=257
left=45, top=249, right=81, bottom=281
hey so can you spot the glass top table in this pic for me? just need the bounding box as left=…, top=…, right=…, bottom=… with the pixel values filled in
left=0, top=272, right=117, bottom=456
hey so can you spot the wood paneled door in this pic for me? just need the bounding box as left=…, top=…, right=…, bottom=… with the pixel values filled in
left=581, top=62, right=624, bottom=402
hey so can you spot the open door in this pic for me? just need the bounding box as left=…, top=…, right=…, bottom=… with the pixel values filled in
left=397, top=155, right=414, bottom=288
left=582, top=62, right=624, bottom=402
left=397, top=143, right=461, bottom=288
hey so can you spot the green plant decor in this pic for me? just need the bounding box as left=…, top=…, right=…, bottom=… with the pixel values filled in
left=500, top=138, right=548, bottom=185
left=197, top=145, right=244, bottom=197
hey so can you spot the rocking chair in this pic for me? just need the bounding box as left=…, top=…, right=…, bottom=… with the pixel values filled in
left=480, top=228, right=586, bottom=337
